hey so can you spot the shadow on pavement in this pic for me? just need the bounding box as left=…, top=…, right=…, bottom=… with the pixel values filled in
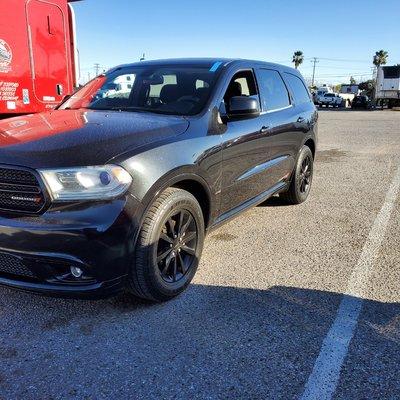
left=258, top=195, right=291, bottom=207
left=0, top=284, right=399, bottom=399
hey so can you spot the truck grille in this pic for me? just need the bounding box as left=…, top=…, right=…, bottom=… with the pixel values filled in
left=0, top=252, right=35, bottom=278
left=0, top=167, right=46, bottom=214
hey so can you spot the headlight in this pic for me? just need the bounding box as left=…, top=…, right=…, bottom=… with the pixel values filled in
left=39, top=165, right=132, bottom=201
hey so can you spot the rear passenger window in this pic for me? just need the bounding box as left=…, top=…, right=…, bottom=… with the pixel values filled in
left=257, top=69, right=290, bottom=111
left=284, top=73, right=311, bottom=105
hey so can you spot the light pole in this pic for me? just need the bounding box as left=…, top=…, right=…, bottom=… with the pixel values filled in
left=311, top=57, right=319, bottom=87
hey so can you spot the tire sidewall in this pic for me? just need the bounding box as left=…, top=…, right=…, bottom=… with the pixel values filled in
left=136, top=190, right=204, bottom=300
left=293, top=146, right=314, bottom=203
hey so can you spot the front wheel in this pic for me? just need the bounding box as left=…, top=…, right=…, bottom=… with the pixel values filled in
left=280, top=145, right=314, bottom=204
left=127, top=188, right=205, bottom=302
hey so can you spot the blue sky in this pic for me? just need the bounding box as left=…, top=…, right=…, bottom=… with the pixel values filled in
left=72, top=0, right=400, bottom=85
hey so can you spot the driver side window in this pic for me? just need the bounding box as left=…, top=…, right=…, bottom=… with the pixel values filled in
left=223, top=70, right=258, bottom=111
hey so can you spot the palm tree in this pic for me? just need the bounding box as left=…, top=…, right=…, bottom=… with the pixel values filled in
left=372, top=50, right=388, bottom=104
left=292, top=51, right=304, bottom=69
left=373, top=50, right=388, bottom=68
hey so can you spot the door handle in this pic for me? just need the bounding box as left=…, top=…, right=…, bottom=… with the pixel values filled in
left=297, top=117, right=305, bottom=123
left=260, top=126, right=270, bottom=134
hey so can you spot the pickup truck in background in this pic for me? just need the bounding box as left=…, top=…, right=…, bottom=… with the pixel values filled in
left=318, top=92, right=343, bottom=108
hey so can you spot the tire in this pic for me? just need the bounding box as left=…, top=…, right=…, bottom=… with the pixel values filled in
left=127, top=187, right=205, bottom=302
left=280, top=145, right=314, bottom=204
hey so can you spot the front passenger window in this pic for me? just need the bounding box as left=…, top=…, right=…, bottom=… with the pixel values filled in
left=223, top=70, right=258, bottom=109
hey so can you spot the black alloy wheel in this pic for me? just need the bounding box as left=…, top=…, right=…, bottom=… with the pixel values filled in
left=128, top=187, right=204, bottom=302
left=298, top=155, right=312, bottom=194
left=157, top=209, right=198, bottom=283
left=280, top=145, right=314, bottom=204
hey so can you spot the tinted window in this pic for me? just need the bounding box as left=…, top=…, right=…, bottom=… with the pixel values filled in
left=383, top=66, right=400, bottom=79
left=284, top=73, right=311, bottom=104
left=149, top=74, right=177, bottom=97
left=223, top=70, right=258, bottom=108
left=257, top=69, right=290, bottom=111
left=60, top=65, right=223, bottom=116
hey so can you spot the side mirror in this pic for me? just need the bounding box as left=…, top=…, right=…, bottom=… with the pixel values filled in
left=227, top=96, right=260, bottom=120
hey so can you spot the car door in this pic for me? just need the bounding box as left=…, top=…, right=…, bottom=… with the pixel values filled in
left=253, top=68, right=299, bottom=191
left=218, top=69, right=272, bottom=216
left=282, top=71, right=316, bottom=150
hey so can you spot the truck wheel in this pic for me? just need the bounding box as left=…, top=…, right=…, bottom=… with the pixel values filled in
left=280, top=146, right=314, bottom=205
left=127, top=188, right=205, bottom=302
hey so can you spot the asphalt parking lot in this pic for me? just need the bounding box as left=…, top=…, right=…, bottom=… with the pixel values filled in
left=0, top=109, right=400, bottom=400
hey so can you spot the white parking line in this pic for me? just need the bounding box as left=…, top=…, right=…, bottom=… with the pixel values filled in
left=301, top=164, right=400, bottom=400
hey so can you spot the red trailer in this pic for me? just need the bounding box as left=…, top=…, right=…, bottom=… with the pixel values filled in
left=0, top=0, right=80, bottom=118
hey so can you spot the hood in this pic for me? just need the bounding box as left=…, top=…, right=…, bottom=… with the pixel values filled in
left=0, top=110, right=189, bottom=168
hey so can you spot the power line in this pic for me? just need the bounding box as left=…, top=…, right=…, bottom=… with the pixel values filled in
left=300, top=65, right=371, bottom=71
left=307, top=72, right=371, bottom=77
left=313, top=57, right=370, bottom=64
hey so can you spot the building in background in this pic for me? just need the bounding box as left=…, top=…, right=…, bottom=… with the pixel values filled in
left=340, top=84, right=360, bottom=95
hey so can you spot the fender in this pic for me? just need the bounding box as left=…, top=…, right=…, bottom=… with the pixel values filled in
left=127, top=168, right=216, bottom=255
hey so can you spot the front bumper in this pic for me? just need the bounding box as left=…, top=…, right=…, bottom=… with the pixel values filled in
left=0, top=195, right=144, bottom=299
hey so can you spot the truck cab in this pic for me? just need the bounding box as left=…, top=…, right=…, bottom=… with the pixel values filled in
left=0, top=0, right=80, bottom=118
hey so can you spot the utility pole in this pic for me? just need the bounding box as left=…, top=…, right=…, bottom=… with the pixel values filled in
left=140, top=53, right=145, bottom=61
left=94, top=63, right=100, bottom=76
left=87, top=72, right=91, bottom=83
left=311, top=57, right=319, bottom=87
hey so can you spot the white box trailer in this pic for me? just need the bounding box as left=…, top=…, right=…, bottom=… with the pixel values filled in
left=376, top=66, right=400, bottom=107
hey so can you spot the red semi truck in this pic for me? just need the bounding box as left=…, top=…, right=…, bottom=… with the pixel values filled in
left=0, top=0, right=80, bottom=118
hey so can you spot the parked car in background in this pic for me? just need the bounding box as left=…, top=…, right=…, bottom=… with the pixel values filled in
left=314, top=86, right=333, bottom=104
left=0, top=58, right=317, bottom=301
left=351, top=95, right=373, bottom=109
left=318, top=92, right=343, bottom=107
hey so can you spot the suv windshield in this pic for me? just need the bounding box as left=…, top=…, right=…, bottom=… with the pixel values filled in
left=60, top=65, right=223, bottom=116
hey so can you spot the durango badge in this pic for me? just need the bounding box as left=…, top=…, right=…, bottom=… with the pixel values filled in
left=0, top=39, right=12, bottom=73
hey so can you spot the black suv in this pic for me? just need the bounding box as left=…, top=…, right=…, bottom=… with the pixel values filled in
left=351, top=95, right=373, bottom=110
left=0, top=59, right=317, bottom=301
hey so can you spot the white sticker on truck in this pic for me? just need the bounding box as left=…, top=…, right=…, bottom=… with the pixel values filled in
left=6, top=101, right=16, bottom=110
left=0, top=39, right=13, bottom=73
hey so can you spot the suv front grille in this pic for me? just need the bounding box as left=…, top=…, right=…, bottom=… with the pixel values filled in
left=0, top=252, right=35, bottom=278
left=0, top=167, right=46, bottom=214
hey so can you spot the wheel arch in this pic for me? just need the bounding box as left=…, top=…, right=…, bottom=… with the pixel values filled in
left=138, top=168, right=215, bottom=231
left=170, top=178, right=211, bottom=229
left=303, top=138, right=316, bottom=159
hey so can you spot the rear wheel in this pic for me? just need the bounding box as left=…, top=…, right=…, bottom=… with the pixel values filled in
left=280, top=145, right=314, bottom=204
left=127, top=188, right=204, bottom=302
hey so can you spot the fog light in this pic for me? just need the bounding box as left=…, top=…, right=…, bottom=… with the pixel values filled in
left=70, top=266, right=83, bottom=278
